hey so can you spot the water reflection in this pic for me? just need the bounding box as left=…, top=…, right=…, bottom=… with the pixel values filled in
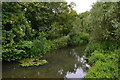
left=65, top=67, right=87, bottom=78
left=64, top=48, right=90, bottom=79
left=2, top=46, right=90, bottom=78
left=58, top=69, right=64, bottom=75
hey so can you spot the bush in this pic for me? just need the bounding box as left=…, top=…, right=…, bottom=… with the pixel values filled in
left=44, top=40, right=53, bottom=53
left=85, top=41, right=120, bottom=56
left=47, top=22, right=64, bottom=39
left=19, top=32, right=53, bottom=58
left=84, top=41, right=119, bottom=78
left=30, top=39, right=45, bottom=57
left=88, top=50, right=106, bottom=65
left=2, top=37, right=53, bottom=61
left=69, top=33, right=90, bottom=45
left=2, top=48, right=26, bottom=61
left=2, top=40, right=33, bottom=61
left=85, top=50, right=118, bottom=78
left=16, top=41, right=33, bottom=55
left=88, top=50, right=118, bottom=65
left=2, top=31, right=70, bottom=61
left=2, top=30, right=33, bottom=61
left=85, top=42, right=101, bottom=56
left=30, top=39, right=53, bottom=57
left=101, top=41, right=120, bottom=51
left=52, top=35, right=70, bottom=49
left=2, top=43, right=26, bottom=61
left=80, top=33, right=90, bottom=41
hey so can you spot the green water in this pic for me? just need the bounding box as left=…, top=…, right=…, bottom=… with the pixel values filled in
left=2, top=46, right=90, bottom=78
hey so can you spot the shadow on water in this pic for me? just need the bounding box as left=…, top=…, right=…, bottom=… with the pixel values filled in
left=2, top=45, right=90, bottom=78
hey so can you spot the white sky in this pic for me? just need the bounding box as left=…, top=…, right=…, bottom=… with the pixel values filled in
left=65, top=0, right=97, bottom=14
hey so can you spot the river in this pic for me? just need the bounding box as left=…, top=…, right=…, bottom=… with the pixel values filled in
left=2, top=46, right=90, bottom=78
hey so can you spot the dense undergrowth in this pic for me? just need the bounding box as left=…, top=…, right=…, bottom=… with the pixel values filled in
left=84, top=41, right=119, bottom=78
left=2, top=32, right=89, bottom=61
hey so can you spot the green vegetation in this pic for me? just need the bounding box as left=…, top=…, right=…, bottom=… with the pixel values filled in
left=19, top=58, right=47, bottom=67
left=2, top=2, right=89, bottom=62
left=52, top=35, right=70, bottom=49
left=69, top=33, right=90, bottom=45
left=85, top=41, right=120, bottom=56
left=84, top=44, right=119, bottom=78
left=2, top=1, right=120, bottom=79
left=83, top=2, right=120, bottom=79
left=2, top=2, right=77, bottom=62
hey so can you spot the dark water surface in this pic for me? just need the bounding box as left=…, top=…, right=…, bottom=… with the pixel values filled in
left=2, top=46, right=90, bottom=78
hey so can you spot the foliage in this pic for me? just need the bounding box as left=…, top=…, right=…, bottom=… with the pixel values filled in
left=30, top=39, right=53, bottom=57
left=85, top=50, right=118, bottom=78
left=2, top=33, right=53, bottom=61
left=85, top=41, right=120, bottom=56
left=69, top=33, right=90, bottom=45
left=52, top=35, right=70, bottom=49
left=88, top=50, right=118, bottom=65
left=2, top=2, right=32, bottom=40
left=19, top=57, right=48, bottom=67
left=2, top=2, right=120, bottom=79
left=2, top=30, right=28, bottom=61
left=90, top=2, right=120, bottom=41
left=47, top=22, right=64, bottom=39
left=2, top=47, right=26, bottom=61
left=23, top=2, right=77, bottom=33
left=2, top=2, right=77, bottom=61
left=84, top=39, right=119, bottom=78
left=72, top=11, right=92, bottom=34
left=2, top=40, right=31, bottom=61
left=31, top=39, right=45, bottom=57
left=2, top=2, right=32, bottom=61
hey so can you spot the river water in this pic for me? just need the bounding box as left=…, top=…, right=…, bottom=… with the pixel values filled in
left=2, top=46, right=90, bottom=78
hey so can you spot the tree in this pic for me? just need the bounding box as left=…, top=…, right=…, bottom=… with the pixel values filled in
left=90, top=2, right=120, bottom=41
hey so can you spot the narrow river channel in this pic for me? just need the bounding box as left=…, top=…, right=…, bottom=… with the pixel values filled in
left=2, top=46, right=90, bottom=78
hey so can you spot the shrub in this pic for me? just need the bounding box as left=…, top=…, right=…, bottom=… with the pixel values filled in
left=85, top=50, right=118, bottom=78
left=69, top=33, right=90, bottom=45
left=24, top=32, right=52, bottom=57
left=2, top=40, right=33, bottom=61
left=2, top=38, right=53, bottom=61
left=84, top=41, right=119, bottom=78
left=30, top=39, right=53, bottom=57
left=2, top=30, right=33, bottom=61
left=80, top=33, right=90, bottom=42
left=2, top=44, right=26, bottom=61
left=101, top=41, right=120, bottom=51
left=44, top=40, right=53, bottom=52
left=85, top=41, right=120, bottom=56
left=85, top=61, right=118, bottom=78
left=30, top=39, right=44, bottom=57
left=47, top=22, right=64, bottom=39
left=85, top=42, right=101, bottom=56
left=52, top=35, right=70, bottom=49
left=88, top=50, right=105, bottom=65
left=16, top=41, right=33, bottom=56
